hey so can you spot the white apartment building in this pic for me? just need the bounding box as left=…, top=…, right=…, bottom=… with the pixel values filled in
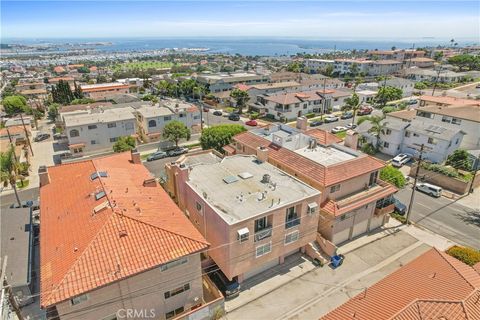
left=404, top=68, right=468, bottom=83
left=63, top=107, right=137, bottom=154
left=135, top=99, right=201, bottom=142
left=195, top=72, right=270, bottom=93
left=305, top=59, right=403, bottom=76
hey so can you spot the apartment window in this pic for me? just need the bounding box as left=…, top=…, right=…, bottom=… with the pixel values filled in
left=160, top=257, right=188, bottom=271
left=179, top=113, right=185, bottom=118
left=295, top=103, right=300, bottom=108
left=166, top=307, right=185, bottom=319
left=385, top=129, right=391, bottom=135
left=369, top=171, right=378, bottom=186
left=87, top=125, right=97, bottom=130
left=164, top=283, right=190, bottom=299
left=91, top=140, right=97, bottom=145
left=125, top=122, right=134, bottom=130
left=107, top=122, right=116, bottom=128
left=109, top=137, right=119, bottom=143
left=70, top=294, right=88, bottom=306
left=148, top=120, right=157, bottom=128
left=452, top=118, right=462, bottom=125
left=330, top=184, right=340, bottom=193
left=254, top=216, right=268, bottom=232
left=307, top=203, right=318, bottom=214
left=428, top=137, right=437, bottom=145
left=255, top=242, right=272, bottom=258
left=164, top=116, right=172, bottom=121
left=237, top=228, right=249, bottom=243
left=404, top=131, right=411, bottom=137
left=441, top=116, right=451, bottom=123
left=285, top=231, right=300, bottom=245
left=69, top=129, right=80, bottom=137
left=285, top=206, right=300, bottom=229
left=383, top=141, right=389, bottom=148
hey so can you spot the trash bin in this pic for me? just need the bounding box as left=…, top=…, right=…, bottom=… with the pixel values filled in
left=330, top=254, right=345, bottom=269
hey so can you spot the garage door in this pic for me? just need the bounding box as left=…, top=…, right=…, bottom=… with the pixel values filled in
left=369, top=214, right=384, bottom=231
left=351, top=219, right=369, bottom=239
left=333, top=228, right=351, bottom=245
left=244, top=258, right=279, bottom=280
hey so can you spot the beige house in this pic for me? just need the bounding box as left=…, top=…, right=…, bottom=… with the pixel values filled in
left=39, top=152, right=216, bottom=320
left=227, top=123, right=397, bottom=245
left=80, top=82, right=132, bottom=100
left=166, top=152, right=321, bottom=282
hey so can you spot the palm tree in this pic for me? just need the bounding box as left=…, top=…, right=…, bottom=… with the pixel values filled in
left=1, top=145, right=22, bottom=207
left=357, top=115, right=386, bottom=150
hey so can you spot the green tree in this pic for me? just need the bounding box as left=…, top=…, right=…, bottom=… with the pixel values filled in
left=112, top=136, right=136, bottom=152
left=321, top=64, right=334, bottom=77
left=2, top=95, right=28, bottom=115
left=48, top=103, right=60, bottom=122
left=414, top=82, right=428, bottom=90
left=77, top=66, right=90, bottom=73
left=163, top=120, right=190, bottom=146
left=73, top=81, right=84, bottom=99
left=286, top=61, right=305, bottom=73
left=446, top=149, right=473, bottom=171
left=200, top=124, right=246, bottom=153
left=447, top=54, right=480, bottom=71
left=382, top=106, right=396, bottom=114
left=433, top=51, right=444, bottom=62
left=141, top=94, right=159, bottom=104
left=357, top=115, right=386, bottom=149
left=230, top=88, right=250, bottom=114
left=380, top=165, right=406, bottom=188
left=52, top=80, right=75, bottom=105
left=1, top=145, right=22, bottom=207
left=375, top=86, right=403, bottom=107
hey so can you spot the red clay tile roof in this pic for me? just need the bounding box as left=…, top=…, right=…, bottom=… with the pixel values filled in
left=40, top=152, right=208, bottom=307
left=81, top=84, right=131, bottom=93
left=321, top=181, right=397, bottom=216
left=321, top=248, right=480, bottom=320
left=233, top=131, right=384, bottom=186
left=235, top=83, right=252, bottom=91
left=305, top=129, right=342, bottom=146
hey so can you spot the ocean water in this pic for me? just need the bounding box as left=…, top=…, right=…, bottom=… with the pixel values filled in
left=3, top=37, right=477, bottom=56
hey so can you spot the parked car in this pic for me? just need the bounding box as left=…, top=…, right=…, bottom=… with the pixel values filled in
left=206, top=266, right=240, bottom=299
left=9, top=200, right=39, bottom=210
left=357, top=106, right=373, bottom=115
left=393, top=197, right=407, bottom=215
left=392, top=153, right=412, bottom=167
left=309, top=120, right=323, bottom=127
left=213, top=110, right=223, bottom=116
left=416, top=183, right=443, bottom=198
left=346, top=123, right=357, bottom=129
left=147, top=151, right=168, bottom=162
left=331, top=126, right=347, bottom=133
left=324, top=115, right=339, bottom=123
left=203, top=107, right=210, bottom=112
left=245, top=119, right=258, bottom=126
left=34, top=133, right=50, bottom=142
left=167, top=147, right=188, bottom=157
left=228, top=113, right=240, bottom=121
left=408, top=99, right=418, bottom=105
left=53, top=133, right=68, bottom=140
left=340, top=112, right=353, bottom=119
left=476, top=84, right=480, bottom=89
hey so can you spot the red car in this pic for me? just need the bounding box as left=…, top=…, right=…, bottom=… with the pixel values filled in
left=245, top=119, right=258, bottom=126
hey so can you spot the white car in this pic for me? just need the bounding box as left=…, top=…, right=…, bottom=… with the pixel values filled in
left=331, top=126, right=347, bottom=133
left=346, top=123, right=357, bottom=129
left=392, top=153, right=412, bottom=167
left=416, top=183, right=442, bottom=198
left=324, top=115, right=339, bottom=123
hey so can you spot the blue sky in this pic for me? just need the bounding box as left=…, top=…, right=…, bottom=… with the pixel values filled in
left=1, top=1, right=479, bottom=39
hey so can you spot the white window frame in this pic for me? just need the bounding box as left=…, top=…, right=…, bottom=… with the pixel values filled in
left=255, top=242, right=272, bottom=258
left=285, top=231, right=300, bottom=245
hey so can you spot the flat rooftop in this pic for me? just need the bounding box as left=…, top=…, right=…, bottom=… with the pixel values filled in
left=187, top=154, right=319, bottom=225
left=63, top=106, right=136, bottom=127
left=295, top=144, right=356, bottom=166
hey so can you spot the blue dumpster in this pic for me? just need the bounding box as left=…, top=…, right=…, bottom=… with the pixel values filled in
left=330, top=254, right=345, bottom=269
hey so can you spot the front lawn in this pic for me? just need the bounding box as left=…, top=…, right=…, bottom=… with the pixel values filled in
left=334, top=131, right=347, bottom=139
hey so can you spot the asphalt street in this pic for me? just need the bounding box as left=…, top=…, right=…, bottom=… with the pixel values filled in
left=395, top=187, right=480, bottom=249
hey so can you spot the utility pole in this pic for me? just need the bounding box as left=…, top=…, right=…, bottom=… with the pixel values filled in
left=469, top=155, right=480, bottom=194
left=405, top=144, right=425, bottom=224
left=19, top=113, right=34, bottom=157
left=1, top=256, right=24, bottom=320
left=431, top=67, right=443, bottom=97
left=5, top=128, right=19, bottom=163
left=407, top=43, right=415, bottom=69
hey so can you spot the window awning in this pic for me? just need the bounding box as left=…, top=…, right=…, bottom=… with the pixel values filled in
left=237, top=227, right=249, bottom=236
left=308, top=202, right=318, bottom=210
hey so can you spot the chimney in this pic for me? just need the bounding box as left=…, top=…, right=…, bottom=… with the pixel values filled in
left=39, top=165, right=50, bottom=187
left=143, top=178, right=157, bottom=187
left=344, top=130, right=359, bottom=150
left=296, top=116, right=308, bottom=131
left=256, top=146, right=269, bottom=163
left=131, top=148, right=141, bottom=164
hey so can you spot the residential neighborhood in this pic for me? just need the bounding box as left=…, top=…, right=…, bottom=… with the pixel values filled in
left=1, top=1, right=479, bottom=320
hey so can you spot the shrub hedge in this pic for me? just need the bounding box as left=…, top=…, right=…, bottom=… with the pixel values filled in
left=446, top=246, right=480, bottom=266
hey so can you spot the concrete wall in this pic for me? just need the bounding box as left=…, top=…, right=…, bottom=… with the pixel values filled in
left=55, top=254, right=204, bottom=320
left=84, top=88, right=130, bottom=100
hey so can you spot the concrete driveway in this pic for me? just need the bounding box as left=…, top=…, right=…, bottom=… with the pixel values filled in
left=225, top=230, right=431, bottom=320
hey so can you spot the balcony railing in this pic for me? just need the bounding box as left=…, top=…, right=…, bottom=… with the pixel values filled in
left=254, top=227, right=272, bottom=242
left=285, top=217, right=301, bottom=229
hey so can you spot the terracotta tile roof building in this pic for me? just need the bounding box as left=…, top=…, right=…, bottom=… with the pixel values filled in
left=39, top=152, right=209, bottom=312
left=322, top=248, right=480, bottom=320
left=229, top=124, right=396, bottom=245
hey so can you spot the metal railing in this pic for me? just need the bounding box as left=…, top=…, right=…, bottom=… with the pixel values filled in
left=285, top=217, right=301, bottom=229
left=254, top=226, right=272, bottom=242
